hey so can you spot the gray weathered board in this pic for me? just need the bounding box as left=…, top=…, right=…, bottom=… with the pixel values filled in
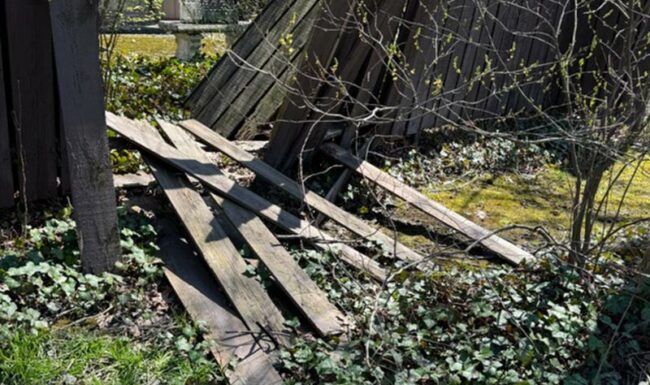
left=158, top=218, right=283, bottom=385
left=320, top=143, right=535, bottom=265
left=180, top=119, right=425, bottom=266
left=106, top=112, right=387, bottom=281
left=156, top=119, right=347, bottom=337
left=188, top=0, right=320, bottom=138
left=136, top=121, right=290, bottom=345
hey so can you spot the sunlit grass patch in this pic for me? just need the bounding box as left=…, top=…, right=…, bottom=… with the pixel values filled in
left=0, top=328, right=217, bottom=385
left=106, top=33, right=229, bottom=57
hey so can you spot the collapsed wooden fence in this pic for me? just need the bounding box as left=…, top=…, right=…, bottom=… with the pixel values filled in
left=189, top=0, right=634, bottom=173
left=106, top=112, right=535, bottom=382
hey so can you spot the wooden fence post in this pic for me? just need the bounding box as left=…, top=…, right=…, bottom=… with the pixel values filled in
left=49, top=0, right=121, bottom=273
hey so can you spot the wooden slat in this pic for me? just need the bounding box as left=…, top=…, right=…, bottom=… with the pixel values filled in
left=264, top=0, right=356, bottom=171
left=146, top=154, right=289, bottom=345
left=419, top=0, right=457, bottom=129
left=158, top=218, right=283, bottom=385
left=106, top=112, right=387, bottom=281
left=0, top=37, right=14, bottom=208
left=484, top=0, right=522, bottom=115
left=197, top=0, right=319, bottom=135
left=189, top=0, right=300, bottom=114
left=113, top=172, right=155, bottom=189
left=321, top=143, right=535, bottom=265
left=157, top=119, right=346, bottom=337
left=466, top=0, right=501, bottom=120
left=213, top=12, right=319, bottom=136
left=219, top=197, right=347, bottom=336
left=50, top=0, right=121, bottom=274
left=4, top=0, right=58, bottom=201
left=400, top=1, right=445, bottom=136
left=445, top=0, right=480, bottom=123
left=180, top=119, right=425, bottom=266
left=504, top=1, right=537, bottom=114
left=430, top=0, right=471, bottom=128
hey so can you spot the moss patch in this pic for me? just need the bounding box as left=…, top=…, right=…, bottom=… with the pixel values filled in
left=419, top=157, right=650, bottom=242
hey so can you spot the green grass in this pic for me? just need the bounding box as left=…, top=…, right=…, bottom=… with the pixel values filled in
left=108, top=34, right=229, bottom=57
left=0, top=328, right=217, bottom=385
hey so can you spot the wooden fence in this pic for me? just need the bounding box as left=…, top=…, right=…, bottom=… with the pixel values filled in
left=263, top=0, right=570, bottom=171
left=189, top=0, right=636, bottom=173
left=0, top=1, right=68, bottom=209
left=1, top=0, right=120, bottom=273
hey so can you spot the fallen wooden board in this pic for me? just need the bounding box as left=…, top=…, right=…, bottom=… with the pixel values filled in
left=144, top=149, right=289, bottom=344
left=157, top=119, right=347, bottom=337
left=179, top=119, right=426, bottom=266
left=158, top=218, right=282, bottom=385
left=320, top=143, right=536, bottom=265
left=113, top=172, right=155, bottom=189
left=106, top=112, right=386, bottom=281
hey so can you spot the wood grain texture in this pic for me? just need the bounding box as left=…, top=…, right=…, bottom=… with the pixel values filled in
left=189, top=0, right=299, bottom=114
left=181, top=119, right=425, bottom=266
left=321, top=143, right=536, bottom=265
left=146, top=154, right=289, bottom=345
left=264, top=0, right=356, bottom=172
left=106, top=112, right=387, bottom=281
left=0, top=37, right=14, bottom=208
left=219, top=198, right=348, bottom=336
left=157, top=119, right=347, bottom=337
left=197, top=0, right=319, bottom=135
left=50, top=0, right=121, bottom=273
left=4, top=0, right=58, bottom=201
left=158, top=218, right=283, bottom=385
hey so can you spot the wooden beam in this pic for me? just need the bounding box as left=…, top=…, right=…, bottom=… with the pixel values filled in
left=158, top=218, right=283, bottom=385
left=136, top=120, right=288, bottom=344
left=320, top=143, right=535, bottom=265
left=50, top=0, right=121, bottom=273
left=157, top=119, right=347, bottom=337
left=106, top=112, right=387, bottom=281
left=180, top=119, right=426, bottom=266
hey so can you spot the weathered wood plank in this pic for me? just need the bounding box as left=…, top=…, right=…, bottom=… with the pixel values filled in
left=213, top=19, right=317, bottom=137
left=220, top=197, right=348, bottom=336
left=146, top=155, right=289, bottom=345
left=4, top=0, right=58, bottom=201
left=430, top=0, right=471, bottom=128
left=181, top=119, right=425, bottom=266
left=0, top=37, right=14, bottom=208
left=106, top=112, right=387, bottom=281
left=157, top=119, right=347, bottom=337
left=189, top=0, right=300, bottom=114
left=198, top=0, right=319, bottom=135
left=50, top=0, right=121, bottom=273
left=113, top=172, right=155, bottom=189
left=484, top=0, right=522, bottom=115
left=321, top=143, right=535, bottom=265
left=264, top=0, right=356, bottom=172
left=158, top=218, right=283, bottom=385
